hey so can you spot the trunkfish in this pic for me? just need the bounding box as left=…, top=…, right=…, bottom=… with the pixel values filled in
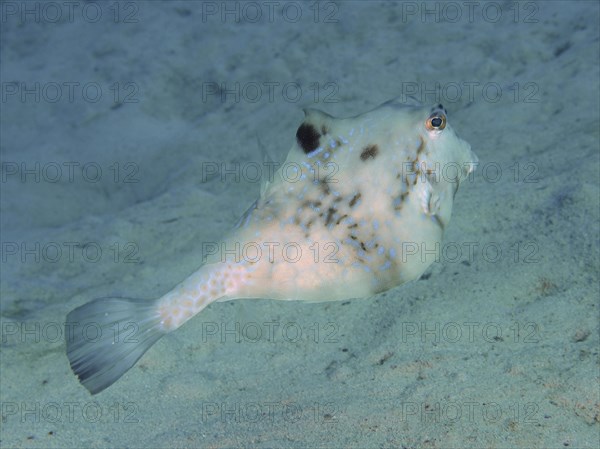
left=66, top=97, right=478, bottom=394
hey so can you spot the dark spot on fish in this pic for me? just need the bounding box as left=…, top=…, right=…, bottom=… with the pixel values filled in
left=347, top=223, right=358, bottom=229
left=349, top=192, right=361, bottom=207
left=393, top=192, right=409, bottom=210
left=360, top=144, right=379, bottom=161
left=324, top=207, right=336, bottom=226
left=296, top=123, right=321, bottom=154
left=318, top=179, right=331, bottom=195
left=321, top=125, right=328, bottom=135
left=360, top=241, right=367, bottom=251
left=333, top=196, right=343, bottom=202
left=336, top=214, right=348, bottom=225
left=350, top=234, right=357, bottom=240
left=302, top=199, right=322, bottom=209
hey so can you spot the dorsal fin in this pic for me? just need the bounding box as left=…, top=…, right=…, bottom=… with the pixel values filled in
left=379, top=95, right=423, bottom=109
left=302, top=108, right=334, bottom=121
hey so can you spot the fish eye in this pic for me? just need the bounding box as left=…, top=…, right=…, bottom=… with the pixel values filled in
left=426, top=113, right=446, bottom=131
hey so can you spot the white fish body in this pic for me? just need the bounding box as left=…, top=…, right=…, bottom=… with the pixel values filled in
left=66, top=98, right=478, bottom=394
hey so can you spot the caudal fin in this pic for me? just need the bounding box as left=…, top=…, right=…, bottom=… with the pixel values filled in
left=66, top=297, right=166, bottom=394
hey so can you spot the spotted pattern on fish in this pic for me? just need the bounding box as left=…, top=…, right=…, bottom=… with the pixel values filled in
left=65, top=97, right=478, bottom=395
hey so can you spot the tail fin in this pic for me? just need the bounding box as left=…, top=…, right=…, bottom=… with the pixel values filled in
left=66, top=297, right=166, bottom=394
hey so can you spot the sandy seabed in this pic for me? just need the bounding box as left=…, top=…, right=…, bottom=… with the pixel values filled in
left=1, top=1, right=599, bottom=448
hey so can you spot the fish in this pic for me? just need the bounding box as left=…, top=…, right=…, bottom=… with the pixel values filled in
left=66, top=97, right=478, bottom=394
